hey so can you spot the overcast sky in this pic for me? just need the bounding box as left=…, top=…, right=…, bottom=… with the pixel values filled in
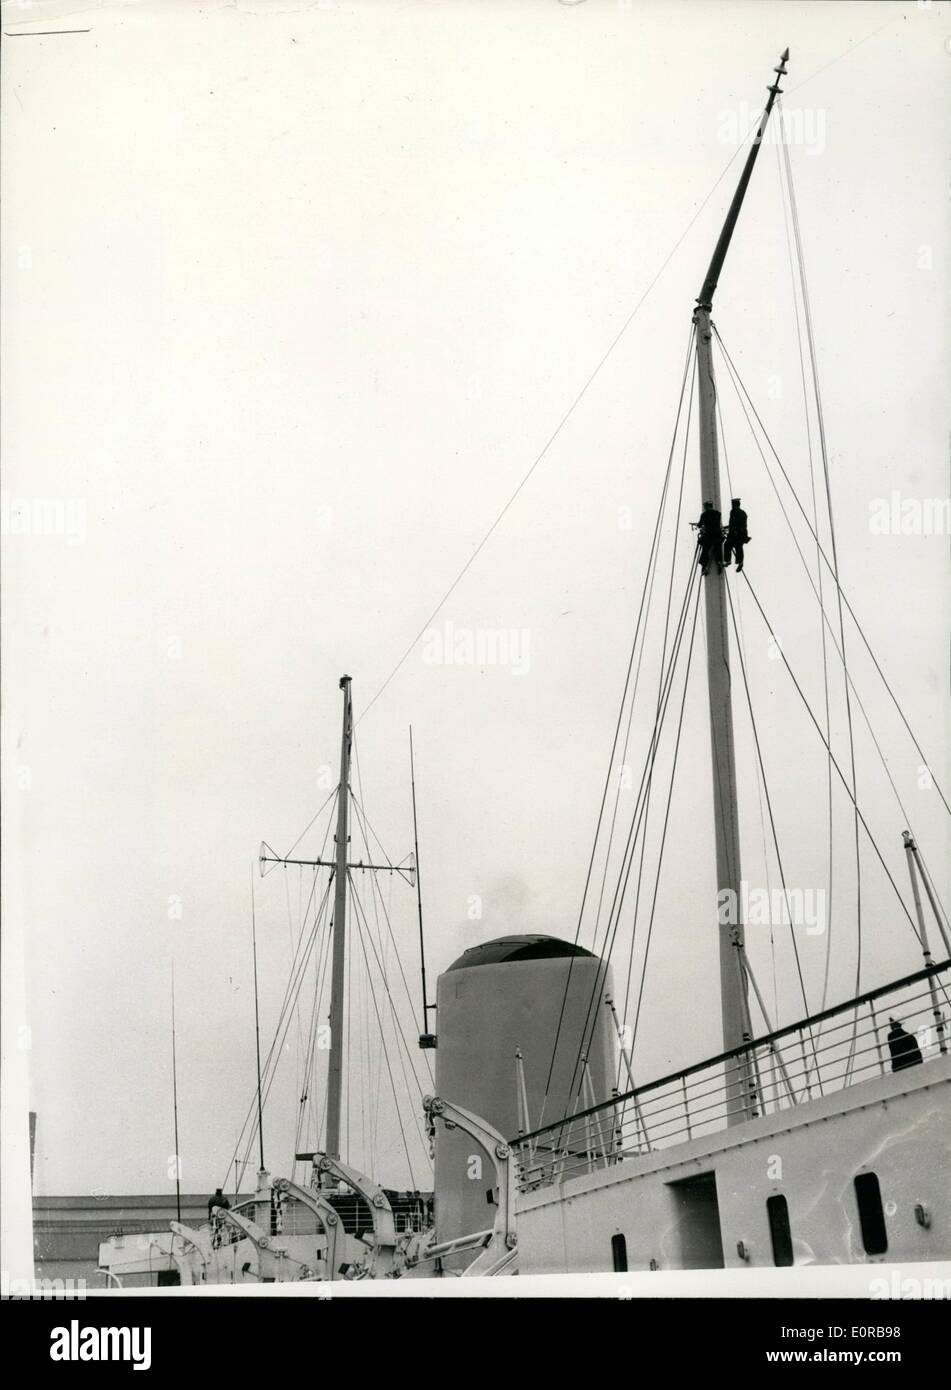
left=3, top=0, right=949, bottom=1198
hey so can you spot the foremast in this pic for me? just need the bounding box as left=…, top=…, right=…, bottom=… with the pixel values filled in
left=693, top=50, right=788, bottom=1120
left=326, top=674, right=352, bottom=1163
left=259, top=673, right=416, bottom=1174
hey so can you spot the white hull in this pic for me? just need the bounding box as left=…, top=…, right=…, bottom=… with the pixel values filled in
left=517, top=1054, right=951, bottom=1274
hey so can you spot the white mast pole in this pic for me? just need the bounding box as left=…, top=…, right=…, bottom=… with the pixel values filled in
left=694, top=308, right=753, bottom=1115
left=693, top=49, right=788, bottom=1122
left=325, top=675, right=352, bottom=1163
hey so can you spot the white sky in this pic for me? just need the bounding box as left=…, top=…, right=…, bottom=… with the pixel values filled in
left=2, top=0, right=949, bottom=1198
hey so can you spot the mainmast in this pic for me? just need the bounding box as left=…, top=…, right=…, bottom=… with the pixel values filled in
left=693, top=50, right=788, bottom=1119
left=325, top=674, right=352, bottom=1162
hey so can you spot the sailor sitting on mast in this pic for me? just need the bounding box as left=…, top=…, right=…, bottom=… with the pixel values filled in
left=692, top=501, right=723, bottom=576
left=723, top=498, right=750, bottom=573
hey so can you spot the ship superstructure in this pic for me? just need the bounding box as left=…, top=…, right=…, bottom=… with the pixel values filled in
left=98, top=49, right=951, bottom=1287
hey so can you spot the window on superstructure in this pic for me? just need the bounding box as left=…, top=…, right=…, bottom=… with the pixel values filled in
left=611, top=1233, right=628, bottom=1273
left=766, top=1194, right=793, bottom=1267
left=854, top=1172, right=888, bottom=1256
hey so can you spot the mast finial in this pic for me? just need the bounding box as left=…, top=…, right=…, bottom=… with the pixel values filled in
left=768, top=47, right=789, bottom=96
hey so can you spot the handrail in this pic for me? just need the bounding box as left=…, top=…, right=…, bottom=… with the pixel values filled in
left=514, top=959, right=950, bottom=1148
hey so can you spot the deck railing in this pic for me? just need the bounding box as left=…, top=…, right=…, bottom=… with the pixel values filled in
left=512, top=960, right=950, bottom=1193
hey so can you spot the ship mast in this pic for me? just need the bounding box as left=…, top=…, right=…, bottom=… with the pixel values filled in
left=693, top=50, right=788, bottom=1119
left=258, top=673, right=416, bottom=1171
left=326, top=673, right=352, bottom=1163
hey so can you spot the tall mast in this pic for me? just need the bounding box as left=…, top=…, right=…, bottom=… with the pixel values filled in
left=170, top=963, right=182, bottom=1223
left=410, top=726, right=436, bottom=1047
left=693, top=50, right=788, bottom=1118
left=325, top=674, right=352, bottom=1162
left=250, top=869, right=266, bottom=1172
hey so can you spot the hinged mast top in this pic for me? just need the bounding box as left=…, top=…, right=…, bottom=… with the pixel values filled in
left=697, top=49, right=789, bottom=309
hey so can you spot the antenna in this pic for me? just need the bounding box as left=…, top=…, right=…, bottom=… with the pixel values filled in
left=250, top=866, right=266, bottom=1172
left=170, top=963, right=182, bottom=1224
left=410, top=727, right=436, bottom=1049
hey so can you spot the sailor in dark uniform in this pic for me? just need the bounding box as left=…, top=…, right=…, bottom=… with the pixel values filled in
left=886, top=1017, right=923, bottom=1072
left=723, top=498, right=750, bottom=573
left=208, top=1187, right=231, bottom=1220
left=694, top=502, right=723, bottom=576
left=208, top=1187, right=231, bottom=1247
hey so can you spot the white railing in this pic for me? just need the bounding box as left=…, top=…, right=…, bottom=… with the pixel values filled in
left=513, top=961, right=950, bottom=1193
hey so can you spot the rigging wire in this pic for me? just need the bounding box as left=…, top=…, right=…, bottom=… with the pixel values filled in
left=347, top=870, right=430, bottom=1112
left=283, top=786, right=339, bottom=860
left=358, top=121, right=771, bottom=725
left=628, top=580, right=703, bottom=1050
left=348, top=768, right=434, bottom=1085
left=245, top=897, right=326, bottom=1175
left=776, top=99, right=863, bottom=1007
left=294, top=886, right=331, bottom=1161
left=740, top=574, right=923, bottom=948
left=346, top=894, right=352, bottom=1162
left=293, top=882, right=334, bottom=1168
left=595, top=348, right=697, bottom=962
left=350, top=882, right=425, bottom=1187
left=775, top=124, right=836, bottom=1011
left=232, top=904, right=325, bottom=1191
left=225, top=871, right=333, bottom=1190
left=561, top=558, right=702, bottom=1116
left=592, top=342, right=697, bottom=961
left=714, top=328, right=947, bottom=887
left=712, top=327, right=951, bottom=822
left=615, top=344, right=697, bottom=1054
left=723, top=579, right=810, bottom=1018
left=240, top=890, right=327, bottom=1180
left=284, top=868, right=304, bottom=1118
left=716, top=385, right=779, bottom=1019
left=540, top=321, right=696, bottom=1111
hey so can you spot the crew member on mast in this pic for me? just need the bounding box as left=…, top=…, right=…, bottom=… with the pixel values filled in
left=723, top=498, right=750, bottom=573
left=693, top=501, right=723, bottom=576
